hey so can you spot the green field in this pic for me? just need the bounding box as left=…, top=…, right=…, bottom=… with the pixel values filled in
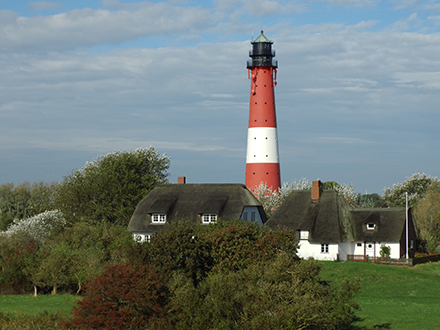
left=0, top=294, right=82, bottom=317
left=319, top=261, right=440, bottom=330
left=1, top=262, right=439, bottom=329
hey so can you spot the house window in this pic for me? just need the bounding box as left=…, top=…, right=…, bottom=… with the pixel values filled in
left=367, top=223, right=376, bottom=230
left=251, top=212, right=256, bottom=221
left=202, top=214, right=217, bottom=224
left=134, top=234, right=150, bottom=243
left=321, top=244, right=329, bottom=253
left=357, top=243, right=362, bottom=247
left=300, top=231, right=309, bottom=240
left=152, top=213, right=166, bottom=223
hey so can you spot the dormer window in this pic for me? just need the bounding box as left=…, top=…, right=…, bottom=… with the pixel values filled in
left=300, top=230, right=309, bottom=240
left=202, top=214, right=217, bottom=224
left=367, top=223, right=376, bottom=230
left=152, top=213, right=166, bottom=224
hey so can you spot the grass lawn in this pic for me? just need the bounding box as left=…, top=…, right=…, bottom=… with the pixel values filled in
left=319, top=261, right=440, bottom=330
left=0, top=294, right=82, bottom=317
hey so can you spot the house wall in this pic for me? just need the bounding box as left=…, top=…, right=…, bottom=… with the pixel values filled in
left=353, top=241, right=400, bottom=259
left=240, top=206, right=264, bottom=226
left=297, top=240, right=339, bottom=261
left=133, top=232, right=151, bottom=243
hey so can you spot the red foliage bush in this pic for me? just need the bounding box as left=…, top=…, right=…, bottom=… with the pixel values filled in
left=67, top=262, right=168, bottom=329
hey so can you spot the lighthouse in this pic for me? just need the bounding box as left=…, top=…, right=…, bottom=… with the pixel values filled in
left=245, top=31, right=281, bottom=191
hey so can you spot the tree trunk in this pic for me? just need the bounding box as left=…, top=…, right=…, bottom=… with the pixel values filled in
left=34, top=286, right=37, bottom=297
left=51, top=285, right=57, bottom=295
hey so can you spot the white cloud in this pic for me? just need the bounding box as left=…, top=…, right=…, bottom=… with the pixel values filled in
left=0, top=4, right=217, bottom=52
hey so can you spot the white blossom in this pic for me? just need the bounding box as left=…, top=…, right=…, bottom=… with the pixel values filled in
left=1, top=210, right=66, bottom=242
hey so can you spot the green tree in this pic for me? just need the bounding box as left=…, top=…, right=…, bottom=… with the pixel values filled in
left=170, top=253, right=360, bottom=330
left=0, top=232, right=39, bottom=293
left=0, top=182, right=57, bottom=230
left=414, top=183, right=440, bottom=253
left=382, top=173, right=438, bottom=208
left=55, top=147, right=170, bottom=225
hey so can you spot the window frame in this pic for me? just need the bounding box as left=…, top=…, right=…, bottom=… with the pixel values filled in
left=321, top=243, right=329, bottom=254
left=152, top=213, right=166, bottom=224
left=367, top=223, right=376, bottom=230
left=202, top=214, right=217, bottom=224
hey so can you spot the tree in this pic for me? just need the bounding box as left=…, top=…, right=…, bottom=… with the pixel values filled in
left=382, top=173, right=438, bottom=208
left=170, top=253, right=360, bottom=330
left=0, top=232, right=39, bottom=293
left=414, top=183, right=440, bottom=253
left=68, top=262, right=169, bottom=329
left=55, top=147, right=170, bottom=225
left=0, top=182, right=58, bottom=230
left=251, top=178, right=311, bottom=217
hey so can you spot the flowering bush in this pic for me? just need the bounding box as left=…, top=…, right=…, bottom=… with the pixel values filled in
left=251, top=178, right=311, bottom=217
left=382, top=173, right=438, bottom=207
left=1, top=210, right=65, bottom=242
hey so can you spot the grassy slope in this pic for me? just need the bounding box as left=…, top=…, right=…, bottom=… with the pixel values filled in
left=319, top=261, right=440, bottom=330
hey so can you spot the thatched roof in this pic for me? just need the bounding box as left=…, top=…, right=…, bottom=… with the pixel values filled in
left=351, top=208, right=409, bottom=242
left=128, top=183, right=265, bottom=234
left=265, top=190, right=352, bottom=243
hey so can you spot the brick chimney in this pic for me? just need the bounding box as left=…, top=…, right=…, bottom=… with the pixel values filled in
left=311, top=180, right=322, bottom=203
left=178, top=176, right=186, bottom=184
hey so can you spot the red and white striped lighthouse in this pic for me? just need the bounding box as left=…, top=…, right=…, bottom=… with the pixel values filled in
left=245, top=31, right=281, bottom=191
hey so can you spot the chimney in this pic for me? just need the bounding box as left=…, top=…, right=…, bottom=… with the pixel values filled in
left=178, top=176, right=186, bottom=184
left=311, top=180, right=322, bottom=203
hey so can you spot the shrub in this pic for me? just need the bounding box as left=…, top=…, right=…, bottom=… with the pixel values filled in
left=67, top=262, right=168, bottom=329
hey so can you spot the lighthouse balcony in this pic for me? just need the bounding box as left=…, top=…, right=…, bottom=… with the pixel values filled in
left=247, top=58, right=278, bottom=68
left=249, top=49, right=276, bottom=57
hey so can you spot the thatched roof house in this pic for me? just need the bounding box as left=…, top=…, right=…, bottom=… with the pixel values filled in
left=265, top=180, right=416, bottom=261
left=128, top=182, right=266, bottom=242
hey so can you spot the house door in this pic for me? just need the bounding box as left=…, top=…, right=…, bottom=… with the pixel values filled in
left=365, top=242, right=376, bottom=257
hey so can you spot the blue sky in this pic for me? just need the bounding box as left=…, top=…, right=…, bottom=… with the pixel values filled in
left=1, top=0, right=440, bottom=194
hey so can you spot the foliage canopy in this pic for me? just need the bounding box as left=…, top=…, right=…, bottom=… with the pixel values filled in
left=55, top=147, right=170, bottom=225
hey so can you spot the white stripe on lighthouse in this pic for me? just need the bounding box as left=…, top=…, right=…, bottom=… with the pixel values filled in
left=246, top=127, right=279, bottom=163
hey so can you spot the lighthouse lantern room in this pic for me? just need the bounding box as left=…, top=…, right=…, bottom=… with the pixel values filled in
left=245, top=31, right=281, bottom=192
